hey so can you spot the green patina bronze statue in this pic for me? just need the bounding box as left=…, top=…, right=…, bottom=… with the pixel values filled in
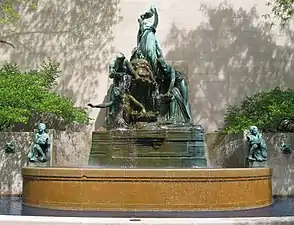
left=27, top=123, right=50, bottom=163
left=88, top=4, right=207, bottom=168
left=246, top=126, right=268, bottom=165
left=157, top=57, right=192, bottom=123
left=106, top=53, right=139, bottom=126
left=88, top=4, right=193, bottom=128
left=109, top=52, right=140, bottom=88
left=280, top=141, right=292, bottom=154
left=4, top=141, right=16, bottom=153
left=130, top=58, right=156, bottom=85
left=88, top=85, right=146, bottom=129
left=130, top=46, right=160, bottom=116
left=136, top=4, right=163, bottom=73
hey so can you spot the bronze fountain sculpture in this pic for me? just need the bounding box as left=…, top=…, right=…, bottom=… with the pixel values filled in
left=87, top=5, right=206, bottom=168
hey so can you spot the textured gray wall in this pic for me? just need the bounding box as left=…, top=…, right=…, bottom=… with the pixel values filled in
left=0, top=132, right=31, bottom=195
left=0, top=0, right=292, bottom=132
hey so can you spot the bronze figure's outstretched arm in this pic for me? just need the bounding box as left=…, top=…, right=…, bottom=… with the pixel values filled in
left=0, top=40, right=15, bottom=48
left=151, top=6, right=159, bottom=29
left=88, top=101, right=113, bottom=108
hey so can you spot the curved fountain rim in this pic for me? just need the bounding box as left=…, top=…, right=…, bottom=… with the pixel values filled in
left=22, top=166, right=272, bottom=178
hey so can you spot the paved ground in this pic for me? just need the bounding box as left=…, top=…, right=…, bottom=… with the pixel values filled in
left=0, top=215, right=294, bottom=225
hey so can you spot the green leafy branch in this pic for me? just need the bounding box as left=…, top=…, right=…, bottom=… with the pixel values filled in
left=264, top=0, right=294, bottom=26
left=0, top=60, right=89, bottom=130
left=222, top=87, right=294, bottom=134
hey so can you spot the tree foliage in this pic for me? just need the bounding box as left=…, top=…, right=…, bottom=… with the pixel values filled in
left=0, top=60, right=89, bottom=130
left=0, top=0, right=36, bottom=24
left=223, top=87, right=294, bottom=134
left=265, top=0, right=294, bottom=26
left=0, top=0, right=36, bottom=47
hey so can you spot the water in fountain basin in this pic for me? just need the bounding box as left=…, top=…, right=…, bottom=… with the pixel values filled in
left=1, top=196, right=294, bottom=218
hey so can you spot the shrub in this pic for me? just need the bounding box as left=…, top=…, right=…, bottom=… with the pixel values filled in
left=0, top=60, right=89, bottom=130
left=222, top=87, right=294, bottom=134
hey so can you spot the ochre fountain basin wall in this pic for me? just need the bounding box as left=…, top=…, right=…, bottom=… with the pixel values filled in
left=22, top=167, right=272, bottom=211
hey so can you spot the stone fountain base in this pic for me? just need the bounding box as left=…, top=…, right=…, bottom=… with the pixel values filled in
left=22, top=167, right=272, bottom=211
left=89, top=123, right=207, bottom=168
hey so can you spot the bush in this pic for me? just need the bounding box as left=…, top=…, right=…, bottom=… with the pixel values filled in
left=223, top=87, right=294, bottom=134
left=0, top=60, right=89, bottom=130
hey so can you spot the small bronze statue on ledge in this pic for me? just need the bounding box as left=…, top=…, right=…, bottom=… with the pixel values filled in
left=27, top=123, right=50, bottom=163
left=4, top=141, right=16, bottom=154
left=246, top=126, right=268, bottom=167
left=280, top=141, right=292, bottom=154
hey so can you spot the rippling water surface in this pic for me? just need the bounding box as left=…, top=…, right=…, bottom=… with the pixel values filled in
left=1, top=196, right=294, bottom=218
